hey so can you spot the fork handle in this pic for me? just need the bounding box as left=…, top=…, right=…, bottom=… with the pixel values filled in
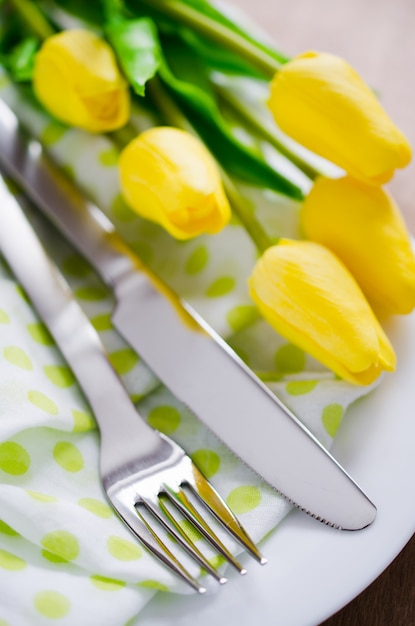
left=0, top=177, right=162, bottom=472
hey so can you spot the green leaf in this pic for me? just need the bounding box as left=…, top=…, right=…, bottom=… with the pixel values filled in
left=162, top=32, right=210, bottom=92
left=8, top=36, right=38, bottom=81
left=124, top=0, right=263, bottom=78
left=172, top=27, right=263, bottom=78
left=51, top=0, right=105, bottom=24
left=105, top=17, right=161, bottom=96
left=164, top=0, right=288, bottom=64
left=158, top=36, right=302, bottom=199
left=126, top=0, right=289, bottom=81
left=0, top=7, right=31, bottom=54
left=102, top=0, right=128, bottom=24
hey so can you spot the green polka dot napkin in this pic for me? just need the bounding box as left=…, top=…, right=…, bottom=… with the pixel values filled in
left=0, top=71, right=378, bottom=625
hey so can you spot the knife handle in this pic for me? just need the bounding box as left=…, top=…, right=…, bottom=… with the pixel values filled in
left=0, top=99, right=134, bottom=288
left=0, top=176, right=162, bottom=463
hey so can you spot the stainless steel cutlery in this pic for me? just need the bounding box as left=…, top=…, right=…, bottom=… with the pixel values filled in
left=0, top=97, right=376, bottom=534
left=0, top=177, right=267, bottom=591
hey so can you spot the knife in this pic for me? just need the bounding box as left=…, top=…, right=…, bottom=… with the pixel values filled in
left=0, top=97, right=376, bottom=530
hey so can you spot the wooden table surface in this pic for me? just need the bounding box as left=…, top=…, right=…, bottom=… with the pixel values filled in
left=229, top=1, right=415, bottom=624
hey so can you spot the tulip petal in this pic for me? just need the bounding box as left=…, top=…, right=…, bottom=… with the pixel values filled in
left=268, top=51, right=411, bottom=184
left=33, top=29, right=130, bottom=132
left=249, top=240, right=395, bottom=385
left=119, top=127, right=231, bottom=239
left=301, top=176, right=415, bottom=315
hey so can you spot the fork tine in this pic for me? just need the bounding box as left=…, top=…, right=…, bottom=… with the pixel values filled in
left=184, top=459, right=267, bottom=565
left=162, top=483, right=248, bottom=574
left=108, top=494, right=207, bottom=594
left=141, top=495, right=228, bottom=584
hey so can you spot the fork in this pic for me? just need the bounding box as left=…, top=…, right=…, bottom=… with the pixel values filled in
left=0, top=176, right=266, bottom=592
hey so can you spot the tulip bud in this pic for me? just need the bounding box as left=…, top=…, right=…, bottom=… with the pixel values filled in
left=119, top=127, right=231, bottom=239
left=301, top=175, right=415, bottom=315
left=268, top=51, right=411, bottom=184
left=248, top=240, right=396, bottom=385
left=33, top=29, right=130, bottom=132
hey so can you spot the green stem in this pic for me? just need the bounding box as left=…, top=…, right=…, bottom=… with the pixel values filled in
left=147, top=77, right=273, bottom=253
left=8, top=0, right=55, bottom=40
left=215, top=83, right=321, bottom=181
left=147, top=77, right=193, bottom=131
left=139, top=0, right=281, bottom=78
left=220, top=171, right=274, bottom=254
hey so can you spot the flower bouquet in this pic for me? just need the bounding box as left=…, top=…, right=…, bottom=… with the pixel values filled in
left=0, top=0, right=414, bottom=623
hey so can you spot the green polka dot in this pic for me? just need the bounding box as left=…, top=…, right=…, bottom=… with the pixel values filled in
left=226, top=486, right=261, bottom=514
left=107, top=536, right=143, bottom=561
left=208, top=554, right=226, bottom=570
left=275, top=344, right=305, bottom=374
left=147, top=405, right=181, bottom=434
left=44, top=365, right=75, bottom=388
left=16, top=285, right=30, bottom=303
left=0, top=549, right=26, bottom=570
left=53, top=442, right=84, bottom=473
left=131, top=392, right=146, bottom=404
left=26, top=490, right=57, bottom=503
left=0, top=309, right=10, bottom=324
left=61, top=254, right=91, bottom=278
left=74, top=285, right=108, bottom=301
left=230, top=345, right=250, bottom=365
left=0, top=619, right=9, bottom=626
left=226, top=305, right=259, bottom=332
left=78, top=498, right=112, bottom=518
left=286, top=380, right=318, bottom=396
left=98, top=147, right=119, bottom=167
left=130, top=240, right=154, bottom=265
left=185, top=246, right=209, bottom=275
left=72, top=409, right=96, bottom=432
left=91, top=313, right=113, bottom=331
left=0, top=75, right=11, bottom=88
left=178, top=519, right=203, bottom=543
left=90, top=575, right=126, bottom=591
left=27, top=322, right=54, bottom=346
left=138, top=580, right=169, bottom=592
left=191, top=449, right=220, bottom=478
left=5, top=177, right=20, bottom=195
left=61, top=164, right=76, bottom=181
left=0, top=520, right=19, bottom=536
left=206, top=276, right=235, bottom=298
left=136, top=220, right=160, bottom=239
left=34, top=591, right=71, bottom=619
left=41, top=530, right=79, bottom=561
left=111, top=194, right=135, bottom=222
left=109, top=349, right=139, bottom=375
left=42, top=550, right=68, bottom=564
left=28, top=390, right=59, bottom=415
left=0, top=442, right=30, bottom=475
left=41, top=121, right=67, bottom=146
left=322, top=403, right=344, bottom=438
left=3, top=346, right=33, bottom=370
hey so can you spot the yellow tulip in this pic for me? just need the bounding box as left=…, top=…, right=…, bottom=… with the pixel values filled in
left=301, top=175, right=415, bottom=315
left=248, top=239, right=396, bottom=385
left=33, top=29, right=130, bottom=132
left=119, top=127, right=231, bottom=239
left=268, top=51, right=411, bottom=184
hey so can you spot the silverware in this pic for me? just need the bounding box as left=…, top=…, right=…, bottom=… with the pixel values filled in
left=0, top=175, right=266, bottom=592
left=0, top=97, right=377, bottom=530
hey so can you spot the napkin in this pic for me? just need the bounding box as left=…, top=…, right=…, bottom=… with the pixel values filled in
left=0, top=71, right=376, bottom=625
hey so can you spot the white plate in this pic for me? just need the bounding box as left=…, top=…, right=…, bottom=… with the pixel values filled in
left=137, top=311, right=415, bottom=625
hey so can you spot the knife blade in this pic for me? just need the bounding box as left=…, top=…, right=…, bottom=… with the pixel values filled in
left=0, top=97, right=376, bottom=530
